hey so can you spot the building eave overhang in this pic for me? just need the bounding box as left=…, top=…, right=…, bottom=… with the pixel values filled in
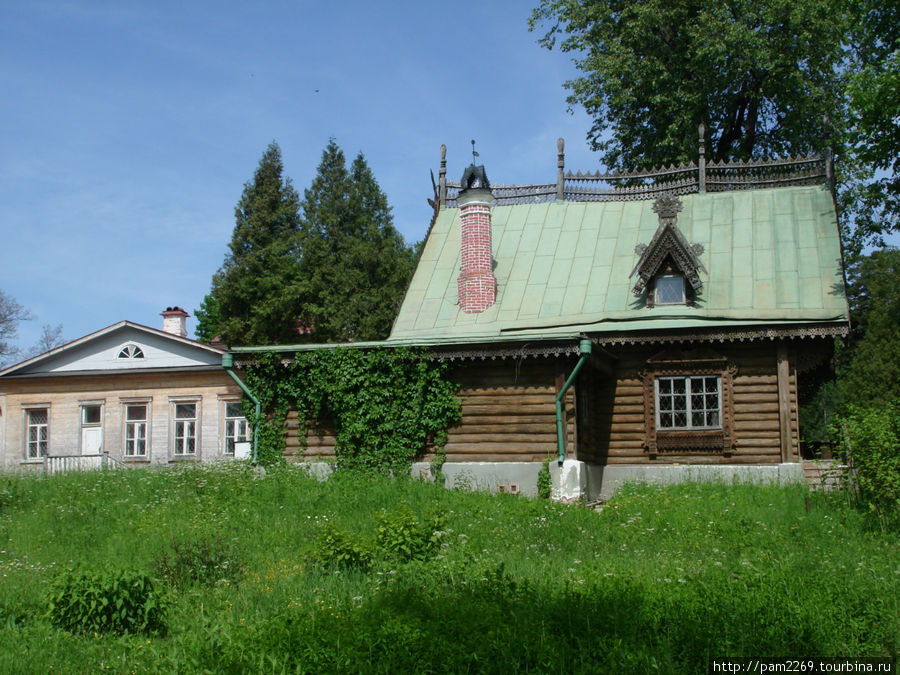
left=226, top=318, right=847, bottom=367
left=0, top=364, right=227, bottom=381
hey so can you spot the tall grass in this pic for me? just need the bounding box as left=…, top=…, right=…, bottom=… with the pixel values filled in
left=0, top=464, right=897, bottom=673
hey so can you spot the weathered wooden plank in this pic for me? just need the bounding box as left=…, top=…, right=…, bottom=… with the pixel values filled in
left=447, top=433, right=558, bottom=444
left=736, top=438, right=781, bottom=448
left=733, top=402, right=780, bottom=414
left=459, top=394, right=557, bottom=406
left=455, top=415, right=554, bottom=426
left=731, top=420, right=781, bottom=432
left=733, top=393, right=779, bottom=404
left=733, top=374, right=778, bottom=386
left=461, top=386, right=556, bottom=397
left=445, top=453, right=549, bottom=463
left=443, top=442, right=555, bottom=453
left=462, top=404, right=556, bottom=416
left=456, top=422, right=556, bottom=434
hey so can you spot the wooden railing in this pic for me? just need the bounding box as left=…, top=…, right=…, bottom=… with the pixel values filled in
left=438, top=126, right=831, bottom=207
left=44, top=452, right=125, bottom=475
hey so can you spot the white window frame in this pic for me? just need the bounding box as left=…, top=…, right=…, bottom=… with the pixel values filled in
left=123, top=402, right=150, bottom=458
left=117, top=343, right=145, bottom=359
left=171, top=400, right=199, bottom=456
left=25, top=407, right=49, bottom=459
left=655, top=375, right=722, bottom=430
left=223, top=400, right=248, bottom=456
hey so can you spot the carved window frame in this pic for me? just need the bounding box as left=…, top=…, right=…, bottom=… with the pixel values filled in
left=640, top=350, right=737, bottom=458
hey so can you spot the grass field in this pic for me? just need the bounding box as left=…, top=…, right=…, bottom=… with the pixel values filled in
left=0, top=463, right=897, bottom=673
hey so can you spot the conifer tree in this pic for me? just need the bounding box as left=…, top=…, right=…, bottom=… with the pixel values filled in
left=297, top=140, right=415, bottom=342
left=209, top=143, right=306, bottom=346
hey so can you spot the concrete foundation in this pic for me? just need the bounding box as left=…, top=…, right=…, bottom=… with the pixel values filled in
left=411, top=461, right=544, bottom=497
left=583, top=462, right=805, bottom=502
left=296, top=459, right=804, bottom=502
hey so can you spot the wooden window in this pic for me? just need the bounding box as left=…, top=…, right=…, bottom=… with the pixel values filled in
left=641, top=348, right=736, bottom=456
left=173, top=402, right=197, bottom=455
left=26, top=408, right=48, bottom=459
left=124, top=404, right=148, bottom=457
left=224, top=402, right=248, bottom=455
left=655, top=376, right=721, bottom=429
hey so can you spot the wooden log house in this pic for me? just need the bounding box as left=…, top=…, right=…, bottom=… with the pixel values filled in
left=233, top=132, right=850, bottom=500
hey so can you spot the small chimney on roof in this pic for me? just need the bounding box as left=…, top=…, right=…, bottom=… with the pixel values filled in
left=457, top=143, right=497, bottom=314
left=161, top=306, right=189, bottom=337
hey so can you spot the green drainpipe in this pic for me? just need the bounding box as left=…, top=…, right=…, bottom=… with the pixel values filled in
left=222, top=352, right=261, bottom=465
left=556, top=339, right=592, bottom=465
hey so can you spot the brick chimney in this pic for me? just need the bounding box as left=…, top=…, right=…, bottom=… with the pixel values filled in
left=161, top=306, right=189, bottom=337
left=457, top=163, right=496, bottom=313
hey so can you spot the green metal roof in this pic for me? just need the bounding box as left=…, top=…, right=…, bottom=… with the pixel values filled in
left=388, top=185, right=849, bottom=342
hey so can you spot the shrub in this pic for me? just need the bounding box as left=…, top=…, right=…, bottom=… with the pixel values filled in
left=153, top=535, right=245, bottom=589
left=537, top=459, right=552, bottom=499
left=834, top=402, right=900, bottom=511
left=309, top=523, right=372, bottom=571
left=45, top=569, right=167, bottom=636
left=375, top=505, right=445, bottom=563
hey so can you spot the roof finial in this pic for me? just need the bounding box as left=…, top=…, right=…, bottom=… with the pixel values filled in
left=471, top=139, right=479, bottom=165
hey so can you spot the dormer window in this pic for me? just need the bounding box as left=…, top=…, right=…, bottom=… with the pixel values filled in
left=654, top=274, right=686, bottom=305
left=117, top=344, right=144, bottom=359
left=630, top=196, right=706, bottom=308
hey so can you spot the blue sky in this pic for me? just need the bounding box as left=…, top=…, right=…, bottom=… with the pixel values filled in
left=4, top=2, right=882, bottom=355
left=1, top=0, right=601, bottom=351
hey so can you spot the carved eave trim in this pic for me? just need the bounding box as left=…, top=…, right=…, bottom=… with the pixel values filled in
left=593, top=323, right=848, bottom=346
left=427, top=342, right=580, bottom=362
left=630, top=196, right=706, bottom=296
left=232, top=342, right=581, bottom=369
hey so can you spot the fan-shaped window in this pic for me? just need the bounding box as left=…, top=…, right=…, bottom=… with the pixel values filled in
left=117, top=344, right=144, bottom=359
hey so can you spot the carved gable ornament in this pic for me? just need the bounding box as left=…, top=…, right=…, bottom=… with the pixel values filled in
left=630, top=195, right=706, bottom=297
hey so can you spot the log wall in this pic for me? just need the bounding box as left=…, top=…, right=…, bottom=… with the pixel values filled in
left=281, top=342, right=804, bottom=467
left=579, top=341, right=800, bottom=465
left=282, top=356, right=578, bottom=464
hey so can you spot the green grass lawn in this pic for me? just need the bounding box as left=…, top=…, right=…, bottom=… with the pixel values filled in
left=0, top=463, right=897, bottom=673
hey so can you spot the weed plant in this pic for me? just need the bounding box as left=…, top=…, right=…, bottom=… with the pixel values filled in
left=0, top=463, right=897, bottom=673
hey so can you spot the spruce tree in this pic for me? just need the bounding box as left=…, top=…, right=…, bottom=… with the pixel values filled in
left=297, top=140, right=415, bottom=342
left=213, top=143, right=305, bottom=346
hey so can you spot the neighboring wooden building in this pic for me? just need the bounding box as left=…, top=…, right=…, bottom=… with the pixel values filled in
left=230, top=135, right=849, bottom=500
left=0, top=309, right=248, bottom=472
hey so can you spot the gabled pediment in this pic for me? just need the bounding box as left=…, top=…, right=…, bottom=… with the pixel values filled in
left=0, top=322, right=224, bottom=377
left=630, top=195, right=706, bottom=297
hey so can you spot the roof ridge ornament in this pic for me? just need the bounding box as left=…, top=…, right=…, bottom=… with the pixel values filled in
left=652, top=194, right=683, bottom=221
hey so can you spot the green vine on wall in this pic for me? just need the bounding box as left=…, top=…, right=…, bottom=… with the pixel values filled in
left=243, top=347, right=461, bottom=472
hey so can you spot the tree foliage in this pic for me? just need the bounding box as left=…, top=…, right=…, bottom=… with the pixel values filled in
left=211, top=143, right=305, bottom=346
left=530, top=0, right=898, bottom=243
left=530, top=0, right=849, bottom=169
left=0, top=290, right=32, bottom=368
left=194, top=273, right=223, bottom=344
left=844, top=0, right=899, bottom=246
left=198, top=140, right=415, bottom=346
left=801, top=248, right=900, bottom=442
left=840, top=247, right=900, bottom=406
left=297, top=141, right=416, bottom=343
left=244, top=347, right=461, bottom=471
